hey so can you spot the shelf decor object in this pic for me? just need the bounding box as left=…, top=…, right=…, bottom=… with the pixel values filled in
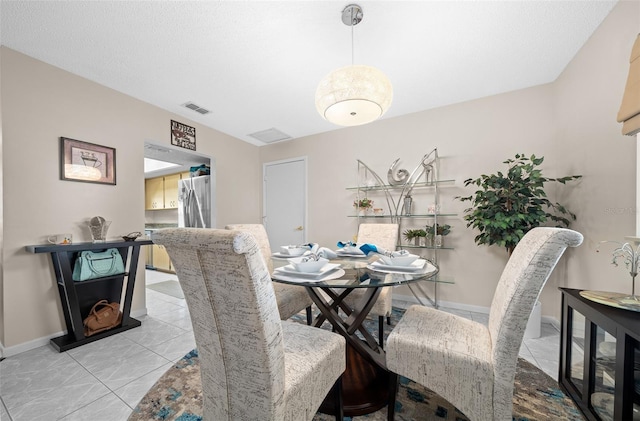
left=315, top=4, right=392, bottom=127
left=353, top=197, right=374, bottom=216
left=578, top=290, right=640, bottom=312
left=88, top=216, right=111, bottom=243
left=597, top=239, right=640, bottom=301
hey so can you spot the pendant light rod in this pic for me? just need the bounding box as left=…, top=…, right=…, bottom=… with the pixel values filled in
left=351, top=17, right=354, bottom=65
left=342, top=4, right=362, bottom=65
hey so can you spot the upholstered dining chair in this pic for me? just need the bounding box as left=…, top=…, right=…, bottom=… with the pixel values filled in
left=386, top=227, right=583, bottom=421
left=343, top=223, right=399, bottom=348
left=149, top=228, right=346, bottom=421
left=225, top=223, right=313, bottom=324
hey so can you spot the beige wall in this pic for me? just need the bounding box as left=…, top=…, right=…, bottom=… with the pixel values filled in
left=0, top=47, right=261, bottom=351
left=261, top=0, right=640, bottom=318
left=545, top=0, right=639, bottom=315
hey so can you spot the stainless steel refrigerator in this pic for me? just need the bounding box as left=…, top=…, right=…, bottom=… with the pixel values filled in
left=178, top=175, right=211, bottom=228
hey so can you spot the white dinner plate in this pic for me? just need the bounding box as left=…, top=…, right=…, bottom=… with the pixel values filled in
left=275, top=263, right=341, bottom=278
left=271, top=252, right=303, bottom=259
left=335, top=250, right=367, bottom=258
left=272, top=268, right=346, bottom=283
left=367, top=259, right=427, bottom=273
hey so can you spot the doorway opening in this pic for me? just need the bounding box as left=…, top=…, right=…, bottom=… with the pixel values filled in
left=143, top=141, right=216, bottom=277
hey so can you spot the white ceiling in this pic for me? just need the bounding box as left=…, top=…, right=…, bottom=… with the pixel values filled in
left=1, top=1, right=618, bottom=146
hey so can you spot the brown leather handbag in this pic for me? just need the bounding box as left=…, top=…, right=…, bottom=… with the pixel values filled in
left=83, top=300, right=122, bottom=337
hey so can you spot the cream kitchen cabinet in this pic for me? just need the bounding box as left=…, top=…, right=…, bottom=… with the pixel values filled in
left=163, top=173, right=181, bottom=209
left=145, top=177, right=164, bottom=210
left=151, top=244, right=174, bottom=273
left=145, top=172, right=190, bottom=210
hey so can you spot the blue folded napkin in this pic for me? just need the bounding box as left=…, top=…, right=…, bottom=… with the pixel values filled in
left=359, top=243, right=381, bottom=256
left=336, top=241, right=365, bottom=255
left=336, top=241, right=356, bottom=248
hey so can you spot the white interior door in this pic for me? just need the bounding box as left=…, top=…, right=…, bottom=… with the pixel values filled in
left=263, top=157, right=306, bottom=248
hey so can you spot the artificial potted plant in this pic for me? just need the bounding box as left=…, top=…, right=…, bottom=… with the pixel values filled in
left=426, top=223, right=452, bottom=247
left=403, top=229, right=418, bottom=245
left=403, top=229, right=427, bottom=246
left=457, top=154, right=581, bottom=255
left=414, top=229, right=428, bottom=246
left=353, top=197, right=374, bottom=216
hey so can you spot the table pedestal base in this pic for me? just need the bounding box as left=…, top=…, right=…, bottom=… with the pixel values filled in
left=319, top=343, right=394, bottom=417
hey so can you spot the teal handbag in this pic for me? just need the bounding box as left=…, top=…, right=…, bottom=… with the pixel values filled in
left=72, top=248, right=125, bottom=281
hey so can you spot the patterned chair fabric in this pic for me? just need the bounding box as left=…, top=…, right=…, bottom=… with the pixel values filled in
left=386, top=227, right=583, bottom=421
left=343, top=223, right=399, bottom=346
left=150, top=228, right=346, bottom=421
left=225, top=224, right=313, bottom=321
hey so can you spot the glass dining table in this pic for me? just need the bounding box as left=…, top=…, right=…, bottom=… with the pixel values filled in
left=271, top=255, right=439, bottom=418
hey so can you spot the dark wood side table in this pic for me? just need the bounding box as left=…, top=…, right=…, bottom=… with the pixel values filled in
left=559, top=288, right=640, bottom=420
left=26, top=239, right=153, bottom=352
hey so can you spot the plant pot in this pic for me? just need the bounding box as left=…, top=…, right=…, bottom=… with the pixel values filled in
left=434, top=235, right=443, bottom=248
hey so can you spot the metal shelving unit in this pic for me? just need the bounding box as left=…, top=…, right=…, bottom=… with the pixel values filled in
left=349, top=148, right=455, bottom=307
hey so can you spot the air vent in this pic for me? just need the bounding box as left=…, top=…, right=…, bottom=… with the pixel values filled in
left=182, top=102, right=211, bottom=115
left=247, top=128, right=292, bottom=144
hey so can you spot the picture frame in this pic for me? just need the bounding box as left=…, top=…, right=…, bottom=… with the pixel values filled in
left=170, top=120, right=196, bottom=151
left=60, top=137, right=116, bottom=185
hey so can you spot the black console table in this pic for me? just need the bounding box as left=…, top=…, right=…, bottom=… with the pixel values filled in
left=25, top=239, right=153, bottom=352
left=559, top=288, right=640, bottom=420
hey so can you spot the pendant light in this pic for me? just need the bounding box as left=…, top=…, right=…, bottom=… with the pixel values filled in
left=315, top=4, right=393, bottom=127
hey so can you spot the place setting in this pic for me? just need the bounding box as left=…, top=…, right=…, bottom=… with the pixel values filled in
left=272, top=255, right=345, bottom=283
left=365, top=249, right=434, bottom=274
left=271, top=244, right=311, bottom=259
left=334, top=241, right=369, bottom=258
left=272, top=242, right=339, bottom=259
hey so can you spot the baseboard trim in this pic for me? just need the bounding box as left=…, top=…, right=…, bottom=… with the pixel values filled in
left=392, top=293, right=561, bottom=327
left=392, top=293, right=490, bottom=314
left=131, top=308, right=148, bottom=319
left=544, top=316, right=561, bottom=330
left=1, top=329, right=67, bottom=358
left=2, top=307, right=148, bottom=358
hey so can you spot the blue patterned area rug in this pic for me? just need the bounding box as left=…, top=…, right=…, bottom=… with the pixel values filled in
left=129, top=308, right=584, bottom=421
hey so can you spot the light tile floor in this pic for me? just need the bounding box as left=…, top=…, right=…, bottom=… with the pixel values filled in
left=0, top=270, right=561, bottom=421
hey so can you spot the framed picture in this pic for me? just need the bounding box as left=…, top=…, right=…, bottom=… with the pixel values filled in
left=170, top=120, right=196, bottom=151
left=60, top=137, right=116, bottom=185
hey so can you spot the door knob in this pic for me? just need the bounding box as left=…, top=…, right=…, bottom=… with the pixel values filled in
left=295, top=226, right=304, bottom=231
